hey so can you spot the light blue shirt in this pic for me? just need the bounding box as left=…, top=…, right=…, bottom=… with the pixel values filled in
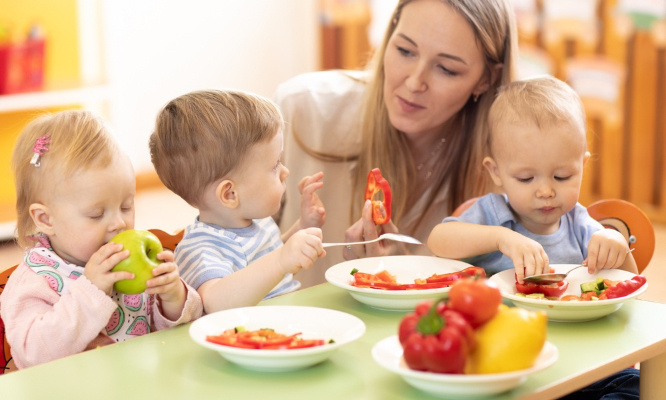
left=175, top=217, right=300, bottom=298
left=442, top=193, right=604, bottom=276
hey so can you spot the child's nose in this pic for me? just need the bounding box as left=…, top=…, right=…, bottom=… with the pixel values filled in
left=280, top=164, right=290, bottom=181
left=536, top=183, right=555, bottom=198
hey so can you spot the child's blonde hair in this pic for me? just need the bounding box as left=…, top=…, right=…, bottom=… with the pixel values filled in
left=149, top=90, right=284, bottom=207
left=488, top=75, right=586, bottom=151
left=11, top=110, right=119, bottom=248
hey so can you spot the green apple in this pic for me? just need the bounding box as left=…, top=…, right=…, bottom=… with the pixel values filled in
left=110, top=229, right=163, bottom=294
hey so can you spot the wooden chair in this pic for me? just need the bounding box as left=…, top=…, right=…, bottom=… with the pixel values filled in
left=148, top=228, right=185, bottom=252
left=451, top=197, right=654, bottom=273
left=0, top=264, right=18, bottom=375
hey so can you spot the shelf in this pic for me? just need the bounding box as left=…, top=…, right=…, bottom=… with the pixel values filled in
left=0, top=85, right=110, bottom=113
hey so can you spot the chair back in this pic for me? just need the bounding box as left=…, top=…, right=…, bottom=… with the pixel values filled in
left=1, top=264, right=18, bottom=375
left=148, top=229, right=185, bottom=252
left=587, top=199, right=655, bottom=273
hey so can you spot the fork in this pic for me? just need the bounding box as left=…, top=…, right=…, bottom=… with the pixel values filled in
left=322, top=233, right=423, bottom=248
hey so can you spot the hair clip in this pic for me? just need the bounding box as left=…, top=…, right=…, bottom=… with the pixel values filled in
left=30, top=134, right=50, bottom=167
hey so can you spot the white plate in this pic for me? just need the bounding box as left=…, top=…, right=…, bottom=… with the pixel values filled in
left=189, top=306, right=365, bottom=372
left=325, top=255, right=473, bottom=311
left=489, top=265, right=648, bottom=322
left=372, top=335, right=558, bottom=398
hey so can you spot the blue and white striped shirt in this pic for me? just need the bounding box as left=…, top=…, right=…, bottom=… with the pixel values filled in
left=175, top=217, right=300, bottom=299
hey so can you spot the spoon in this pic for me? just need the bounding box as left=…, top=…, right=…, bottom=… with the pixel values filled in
left=523, top=249, right=635, bottom=284
left=322, top=233, right=423, bottom=248
left=523, top=265, right=587, bottom=285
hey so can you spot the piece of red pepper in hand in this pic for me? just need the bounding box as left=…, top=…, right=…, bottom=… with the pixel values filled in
left=398, top=299, right=474, bottom=374
left=601, top=275, right=647, bottom=299
left=365, top=168, right=392, bottom=225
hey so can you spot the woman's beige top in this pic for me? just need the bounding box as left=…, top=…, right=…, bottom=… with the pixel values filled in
left=274, top=70, right=450, bottom=288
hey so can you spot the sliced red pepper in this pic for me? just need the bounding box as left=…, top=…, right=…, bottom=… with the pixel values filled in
left=365, top=168, right=392, bottom=225
left=603, top=275, right=647, bottom=299
left=425, top=266, right=486, bottom=283
left=515, top=280, right=569, bottom=298
left=206, top=328, right=329, bottom=350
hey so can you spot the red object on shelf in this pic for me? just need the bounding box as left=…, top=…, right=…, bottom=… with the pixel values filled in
left=0, top=38, right=45, bottom=95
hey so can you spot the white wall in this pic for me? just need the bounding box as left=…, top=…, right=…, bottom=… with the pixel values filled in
left=99, top=0, right=319, bottom=172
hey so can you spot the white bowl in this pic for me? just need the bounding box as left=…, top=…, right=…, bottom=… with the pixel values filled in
left=189, top=306, right=365, bottom=372
left=489, top=265, right=648, bottom=322
left=372, top=335, right=558, bottom=398
left=325, top=255, right=473, bottom=311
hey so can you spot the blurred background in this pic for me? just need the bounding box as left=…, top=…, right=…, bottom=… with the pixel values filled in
left=0, top=0, right=665, bottom=240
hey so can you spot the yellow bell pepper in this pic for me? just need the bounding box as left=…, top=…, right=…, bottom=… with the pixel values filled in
left=466, top=305, right=547, bottom=374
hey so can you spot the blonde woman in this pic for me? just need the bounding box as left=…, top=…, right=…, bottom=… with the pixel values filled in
left=275, top=0, right=518, bottom=287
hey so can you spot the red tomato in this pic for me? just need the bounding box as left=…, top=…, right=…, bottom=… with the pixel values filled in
left=448, top=278, right=502, bottom=327
left=515, top=280, right=569, bottom=298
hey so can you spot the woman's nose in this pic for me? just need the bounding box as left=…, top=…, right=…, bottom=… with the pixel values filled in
left=405, top=63, right=427, bottom=92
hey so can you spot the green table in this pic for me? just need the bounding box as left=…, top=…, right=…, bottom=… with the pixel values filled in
left=2, top=283, right=666, bottom=399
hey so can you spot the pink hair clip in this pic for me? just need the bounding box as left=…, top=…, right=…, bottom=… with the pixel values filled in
left=30, top=134, right=51, bottom=167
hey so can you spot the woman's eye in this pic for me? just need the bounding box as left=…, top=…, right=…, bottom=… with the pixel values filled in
left=396, top=46, right=412, bottom=57
left=437, top=65, right=456, bottom=76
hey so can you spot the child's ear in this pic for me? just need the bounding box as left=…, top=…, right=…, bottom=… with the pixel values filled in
left=583, top=151, right=591, bottom=165
left=29, top=203, right=55, bottom=235
left=215, top=179, right=239, bottom=209
left=482, top=156, right=503, bottom=187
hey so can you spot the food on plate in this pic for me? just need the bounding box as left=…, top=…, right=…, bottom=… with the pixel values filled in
left=365, top=168, right=392, bottom=225
left=398, top=299, right=475, bottom=373
left=206, top=327, right=332, bottom=350
left=110, top=229, right=164, bottom=294
left=396, top=278, right=545, bottom=374
left=350, top=266, right=485, bottom=290
left=515, top=280, right=569, bottom=300
left=465, top=305, right=547, bottom=374
left=560, top=275, right=647, bottom=301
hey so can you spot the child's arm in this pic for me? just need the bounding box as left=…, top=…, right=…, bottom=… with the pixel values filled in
left=198, top=227, right=325, bottom=313
left=428, top=221, right=549, bottom=283
left=281, top=172, right=325, bottom=242
left=145, top=250, right=188, bottom=321
left=586, top=229, right=638, bottom=274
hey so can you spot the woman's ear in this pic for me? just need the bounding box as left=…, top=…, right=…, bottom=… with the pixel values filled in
left=473, top=63, right=504, bottom=99
left=215, top=179, right=240, bottom=209
left=482, top=156, right=503, bottom=187
left=29, top=203, right=55, bottom=235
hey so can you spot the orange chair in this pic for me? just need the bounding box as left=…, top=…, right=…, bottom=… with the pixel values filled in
left=587, top=199, right=655, bottom=273
left=451, top=197, right=654, bottom=273
left=1, top=264, right=18, bottom=375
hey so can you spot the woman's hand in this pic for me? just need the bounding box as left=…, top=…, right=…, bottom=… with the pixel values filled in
left=343, top=199, right=405, bottom=260
left=298, top=172, right=326, bottom=228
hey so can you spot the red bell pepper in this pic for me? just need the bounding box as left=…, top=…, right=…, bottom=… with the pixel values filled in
left=206, top=328, right=328, bottom=350
left=600, top=275, right=646, bottom=299
left=365, top=168, right=392, bottom=225
left=424, top=266, right=486, bottom=283
left=515, top=280, right=569, bottom=298
left=398, top=299, right=474, bottom=373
